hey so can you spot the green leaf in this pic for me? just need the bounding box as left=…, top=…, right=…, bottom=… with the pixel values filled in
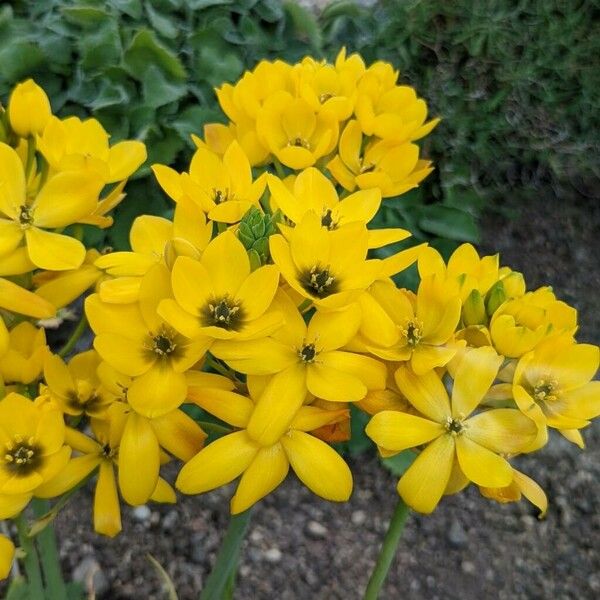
left=142, top=64, right=188, bottom=108
left=0, top=42, right=45, bottom=80
left=380, top=450, right=417, bottom=477
left=108, top=0, right=143, bottom=18
left=124, top=29, right=187, bottom=80
left=170, top=105, right=220, bottom=145
left=78, top=22, right=122, bottom=71
left=62, top=6, right=111, bottom=27
left=283, top=1, right=322, bottom=52
left=418, top=205, right=480, bottom=243
left=145, top=3, right=179, bottom=39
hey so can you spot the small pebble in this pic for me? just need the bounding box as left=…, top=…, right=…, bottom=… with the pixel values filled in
left=447, top=519, right=468, bottom=548
left=305, top=520, right=328, bottom=539
left=162, top=510, right=178, bottom=532
left=132, top=505, right=151, bottom=522
left=351, top=510, right=367, bottom=526
left=461, top=561, right=476, bottom=575
left=72, top=557, right=109, bottom=598
left=263, top=547, right=282, bottom=563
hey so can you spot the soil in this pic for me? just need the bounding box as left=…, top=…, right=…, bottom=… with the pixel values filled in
left=2, top=191, right=598, bottom=599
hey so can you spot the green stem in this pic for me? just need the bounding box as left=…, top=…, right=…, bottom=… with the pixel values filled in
left=15, top=512, right=45, bottom=600
left=58, top=314, right=88, bottom=358
left=272, top=158, right=286, bottom=179
left=31, top=499, right=67, bottom=600
left=199, top=509, right=252, bottom=600
left=363, top=497, right=410, bottom=600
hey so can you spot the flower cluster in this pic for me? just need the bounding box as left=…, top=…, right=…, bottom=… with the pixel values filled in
left=0, top=53, right=598, bottom=588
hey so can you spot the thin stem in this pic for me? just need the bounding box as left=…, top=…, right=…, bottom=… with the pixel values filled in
left=199, top=509, right=252, bottom=600
left=32, top=499, right=67, bottom=600
left=272, top=158, right=286, bottom=179
left=58, top=314, right=88, bottom=358
left=363, top=497, right=411, bottom=600
left=15, top=512, right=45, bottom=600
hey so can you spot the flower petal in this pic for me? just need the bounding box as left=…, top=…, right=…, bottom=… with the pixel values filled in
left=25, top=228, right=86, bottom=271
left=281, top=430, right=352, bottom=501
left=394, top=366, right=450, bottom=423
left=94, top=461, right=121, bottom=537
left=127, top=363, right=187, bottom=418
left=455, top=436, right=512, bottom=488
left=231, top=443, right=289, bottom=514
left=118, top=413, right=160, bottom=506
left=366, top=411, right=443, bottom=452
left=465, top=408, right=537, bottom=454
left=452, top=346, right=503, bottom=418
left=176, top=431, right=258, bottom=494
left=397, top=434, right=455, bottom=514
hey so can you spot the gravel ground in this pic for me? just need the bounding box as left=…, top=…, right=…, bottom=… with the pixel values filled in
left=41, top=190, right=599, bottom=600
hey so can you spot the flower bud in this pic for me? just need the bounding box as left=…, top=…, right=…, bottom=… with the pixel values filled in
left=500, top=270, right=526, bottom=299
left=462, top=289, right=486, bottom=326
left=8, top=79, right=52, bottom=137
left=237, top=207, right=280, bottom=268
left=485, top=281, right=507, bottom=317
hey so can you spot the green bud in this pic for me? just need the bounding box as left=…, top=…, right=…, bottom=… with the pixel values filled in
left=486, top=281, right=507, bottom=317
left=247, top=248, right=262, bottom=272
left=462, top=289, right=486, bottom=326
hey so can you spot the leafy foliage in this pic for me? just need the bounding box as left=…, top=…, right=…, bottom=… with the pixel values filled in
left=0, top=0, right=596, bottom=254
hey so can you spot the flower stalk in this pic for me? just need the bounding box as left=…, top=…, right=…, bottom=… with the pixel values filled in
left=363, top=498, right=411, bottom=600
left=15, top=512, right=44, bottom=600
left=199, top=509, right=252, bottom=600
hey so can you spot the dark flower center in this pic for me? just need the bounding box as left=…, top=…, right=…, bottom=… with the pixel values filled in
left=300, top=265, right=338, bottom=298
left=445, top=418, right=464, bottom=436
left=18, top=205, right=33, bottom=227
left=289, top=137, right=311, bottom=150
left=321, top=209, right=337, bottom=230
left=201, top=297, right=245, bottom=331
left=299, top=343, right=317, bottom=363
left=4, top=438, right=41, bottom=475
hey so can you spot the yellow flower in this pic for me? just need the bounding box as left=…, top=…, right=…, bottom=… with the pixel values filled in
left=0, top=322, right=47, bottom=385
left=0, top=143, right=104, bottom=270
left=354, top=67, right=439, bottom=142
left=43, top=350, right=111, bottom=418
left=479, top=467, right=548, bottom=517
left=328, top=120, right=433, bottom=197
left=0, top=393, right=71, bottom=496
left=353, top=276, right=461, bottom=374
left=38, top=116, right=146, bottom=184
left=158, top=230, right=281, bottom=347
left=8, top=79, right=52, bottom=138
left=256, top=92, right=339, bottom=169
left=268, top=167, right=410, bottom=250
left=86, top=265, right=208, bottom=418
left=0, top=533, right=15, bottom=580
left=513, top=333, right=600, bottom=450
left=490, top=287, right=577, bottom=358
left=270, top=212, right=382, bottom=310
left=177, top=384, right=352, bottom=513
left=366, top=347, right=537, bottom=513
left=153, top=141, right=266, bottom=223
left=210, top=290, right=386, bottom=446
left=295, top=53, right=363, bottom=121
left=95, top=196, right=212, bottom=302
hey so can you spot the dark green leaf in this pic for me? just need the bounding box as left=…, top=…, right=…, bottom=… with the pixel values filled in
left=418, top=205, right=480, bottom=243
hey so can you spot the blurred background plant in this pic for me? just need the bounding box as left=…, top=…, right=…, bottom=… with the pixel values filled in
left=1, top=0, right=597, bottom=255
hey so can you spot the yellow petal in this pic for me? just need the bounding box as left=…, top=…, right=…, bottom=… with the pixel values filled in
left=397, top=434, right=455, bottom=514
left=366, top=411, right=443, bottom=451
left=512, top=469, right=548, bottom=518
left=0, top=493, right=31, bottom=519
left=451, top=346, right=503, bottom=418
left=187, top=388, right=253, bottom=428
left=306, top=361, right=367, bottom=402
left=320, top=351, right=386, bottom=391
left=231, top=443, right=289, bottom=514
left=281, top=430, right=352, bottom=501
left=290, top=405, right=350, bottom=432
left=118, top=413, right=160, bottom=506
left=394, top=366, right=450, bottom=423
left=246, top=363, right=307, bottom=446
left=107, top=141, right=146, bottom=182
left=127, top=363, right=187, bottom=418
left=235, top=265, right=280, bottom=320
left=455, top=436, right=512, bottom=488
left=202, top=231, right=250, bottom=297
left=0, top=220, right=23, bottom=256
left=25, top=228, right=86, bottom=271
left=0, top=143, right=25, bottom=219
left=150, top=478, right=176, bottom=504
left=94, top=461, right=121, bottom=537
left=33, top=171, right=102, bottom=228
left=176, top=431, right=258, bottom=494
left=306, top=304, right=361, bottom=351
left=0, top=278, right=55, bottom=319
left=410, top=344, right=457, bottom=375
left=151, top=409, right=207, bottom=461
left=171, top=256, right=213, bottom=317
left=93, top=333, right=151, bottom=377
left=35, top=454, right=100, bottom=498
left=152, top=164, right=184, bottom=202
left=465, top=408, right=537, bottom=454
left=0, top=533, right=15, bottom=580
